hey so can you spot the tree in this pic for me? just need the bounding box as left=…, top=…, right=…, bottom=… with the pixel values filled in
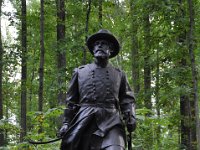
left=98, top=0, right=102, bottom=28
left=38, top=0, right=45, bottom=134
left=143, top=2, right=152, bottom=112
left=0, top=0, right=4, bottom=146
left=38, top=0, right=44, bottom=112
left=174, top=0, right=198, bottom=149
left=83, top=0, right=92, bottom=64
left=187, top=0, right=200, bottom=148
left=56, top=0, right=66, bottom=105
left=20, top=0, right=27, bottom=142
left=130, top=0, right=140, bottom=96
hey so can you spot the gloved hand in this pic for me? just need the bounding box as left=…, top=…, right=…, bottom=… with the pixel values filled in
left=59, top=123, right=69, bottom=137
left=121, top=103, right=136, bottom=132
left=126, top=117, right=136, bottom=132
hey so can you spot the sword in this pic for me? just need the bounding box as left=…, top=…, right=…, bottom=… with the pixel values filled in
left=127, top=131, right=132, bottom=150
left=28, top=136, right=62, bottom=144
left=125, top=111, right=132, bottom=150
left=28, top=127, right=69, bottom=145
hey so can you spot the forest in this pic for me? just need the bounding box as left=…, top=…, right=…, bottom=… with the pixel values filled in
left=0, top=0, right=200, bottom=149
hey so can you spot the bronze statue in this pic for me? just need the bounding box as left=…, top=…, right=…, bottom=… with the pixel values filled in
left=59, top=29, right=136, bottom=150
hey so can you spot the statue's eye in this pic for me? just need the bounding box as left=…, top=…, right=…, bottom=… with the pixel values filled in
left=94, top=40, right=108, bottom=46
left=94, top=41, right=100, bottom=46
left=102, top=41, right=109, bottom=45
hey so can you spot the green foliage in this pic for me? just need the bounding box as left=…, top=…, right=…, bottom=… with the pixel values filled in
left=1, top=0, right=200, bottom=149
left=134, top=108, right=179, bottom=150
left=0, top=119, right=21, bottom=140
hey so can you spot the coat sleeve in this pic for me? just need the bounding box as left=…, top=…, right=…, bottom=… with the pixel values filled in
left=118, top=71, right=136, bottom=120
left=66, top=68, right=79, bottom=107
left=62, top=68, right=79, bottom=124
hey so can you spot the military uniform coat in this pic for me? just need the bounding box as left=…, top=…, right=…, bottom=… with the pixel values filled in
left=61, top=63, right=135, bottom=150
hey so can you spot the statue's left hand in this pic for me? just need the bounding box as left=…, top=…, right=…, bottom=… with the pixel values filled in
left=126, top=117, right=136, bottom=132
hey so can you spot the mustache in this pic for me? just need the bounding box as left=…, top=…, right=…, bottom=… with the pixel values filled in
left=94, top=49, right=109, bottom=54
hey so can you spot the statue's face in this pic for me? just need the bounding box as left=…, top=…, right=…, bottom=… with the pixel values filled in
left=93, top=40, right=112, bottom=59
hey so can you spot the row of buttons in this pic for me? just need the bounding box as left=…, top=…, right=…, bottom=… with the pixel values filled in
left=91, top=69, right=111, bottom=101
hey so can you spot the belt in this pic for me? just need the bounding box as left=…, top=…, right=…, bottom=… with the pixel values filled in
left=80, top=103, right=117, bottom=109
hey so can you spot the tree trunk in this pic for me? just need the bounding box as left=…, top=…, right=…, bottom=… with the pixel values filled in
left=188, top=0, right=200, bottom=149
left=20, top=0, right=27, bottom=142
left=38, top=0, right=45, bottom=133
left=177, top=1, right=195, bottom=149
left=0, top=0, right=4, bottom=146
left=83, top=0, right=92, bottom=65
left=130, top=0, right=140, bottom=96
left=39, top=0, right=44, bottom=112
left=98, top=0, right=103, bottom=28
left=142, top=4, right=152, bottom=148
left=56, top=0, right=66, bottom=105
left=143, top=10, right=152, bottom=111
left=180, top=93, right=191, bottom=149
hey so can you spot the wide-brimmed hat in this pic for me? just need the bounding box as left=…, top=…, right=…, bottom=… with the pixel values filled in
left=86, top=29, right=120, bottom=58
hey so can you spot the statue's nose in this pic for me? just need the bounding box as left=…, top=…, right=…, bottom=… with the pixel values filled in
left=98, top=43, right=103, bottom=48
left=99, top=44, right=102, bottom=48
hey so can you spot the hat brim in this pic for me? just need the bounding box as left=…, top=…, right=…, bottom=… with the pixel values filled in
left=87, top=32, right=120, bottom=58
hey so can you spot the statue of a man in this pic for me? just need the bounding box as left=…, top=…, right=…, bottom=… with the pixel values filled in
left=59, top=29, right=136, bottom=150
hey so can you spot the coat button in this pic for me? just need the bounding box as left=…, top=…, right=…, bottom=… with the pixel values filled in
left=92, top=86, right=95, bottom=94
left=106, top=88, right=110, bottom=94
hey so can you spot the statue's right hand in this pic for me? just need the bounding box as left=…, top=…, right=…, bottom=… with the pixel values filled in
left=59, top=124, right=69, bottom=137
